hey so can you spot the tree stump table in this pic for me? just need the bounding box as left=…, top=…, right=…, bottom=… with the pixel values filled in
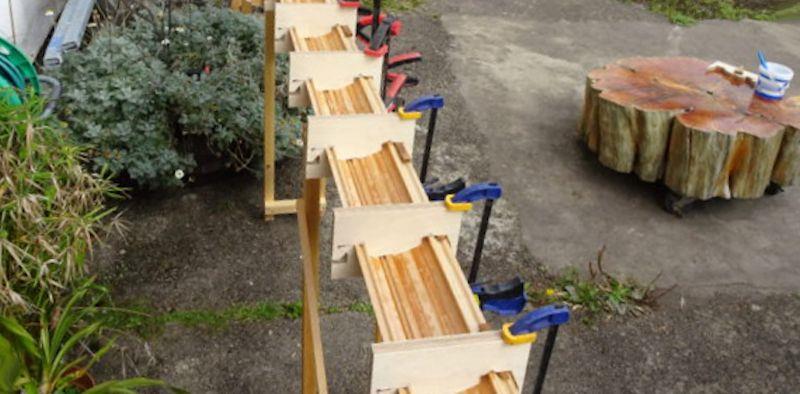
left=580, top=57, right=800, bottom=214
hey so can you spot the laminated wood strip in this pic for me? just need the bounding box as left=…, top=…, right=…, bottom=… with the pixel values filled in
left=288, top=27, right=306, bottom=52
left=358, top=77, right=385, bottom=114
left=386, top=255, right=426, bottom=339
left=386, top=142, right=427, bottom=204
left=415, top=240, right=466, bottom=334
left=324, top=148, right=352, bottom=208
left=429, top=237, right=486, bottom=332
left=403, top=251, right=444, bottom=337
left=355, top=244, right=396, bottom=341
left=335, top=25, right=356, bottom=51
left=381, top=257, right=417, bottom=339
left=359, top=237, right=485, bottom=342
left=410, top=245, right=453, bottom=335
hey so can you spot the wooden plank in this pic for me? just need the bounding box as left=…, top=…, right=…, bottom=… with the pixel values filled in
left=437, top=237, right=487, bottom=328
left=370, top=256, right=408, bottom=341
left=355, top=245, right=397, bottom=341
left=370, top=331, right=531, bottom=394
left=414, top=242, right=465, bottom=334
left=402, top=251, right=444, bottom=337
left=331, top=203, right=463, bottom=278
left=288, top=52, right=383, bottom=108
left=296, top=197, right=328, bottom=394
left=324, top=148, right=352, bottom=208
left=386, top=142, right=425, bottom=203
left=359, top=77, right=386, bottom=114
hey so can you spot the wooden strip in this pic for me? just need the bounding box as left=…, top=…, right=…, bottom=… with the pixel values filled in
left=335, top=25, right=355, bottom=51
left=341, top=83, right=357, bottom=114
left=337, top=158, right=361, bottom=207
left=394, top=253, right=433, bottom=338
left=385, top=256, right=423, bottom=339
left=355, top=245, right=393, bottom=341
left=355, top=157, right=383, bottom=205
left=373, top=149, right=403, bottom=203
left=369, top=256, right=407, bottom=341
left=438, top=236, right=487, bottom=328
left=324, top=148, right=352, bottom=208
left=379, top=147, right=413, bottom=203
left=381, top=257, right=416, bottom=339
left=348, top=160, right=373, bottom=206
left=394, top=141, right=413, bottom=163
left=359, top=77, right=385, bottom=114
left=414, top=241, right=465, bottom=335
left=365, top=155, right=391, bottom=205
left=429, top=237, right=484, bottom=332
left=386, top=142, right=423, bottom=203
left=403, top=251, right=444, bottom=337
left=289, top=27, right=304, bottom=52
left=411, top=247, right=459, bottom=335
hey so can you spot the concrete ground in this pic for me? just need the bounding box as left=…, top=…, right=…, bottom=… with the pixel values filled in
left=93, top=1, right=800, bottom=392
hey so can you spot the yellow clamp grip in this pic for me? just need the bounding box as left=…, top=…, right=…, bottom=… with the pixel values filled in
left=397, top=107, right=423, bottom=120
left=501, top=322, right=538, bottom=345
left=445, top=194, right=473, bottom=212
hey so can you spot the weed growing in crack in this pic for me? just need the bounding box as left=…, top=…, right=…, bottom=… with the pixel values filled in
left=529, top=246, right=674, bottom=324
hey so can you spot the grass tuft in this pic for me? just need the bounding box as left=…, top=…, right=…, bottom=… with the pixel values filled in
left=629, top=0, right=778, bottom=25
left=360, top=0, right=425, bottom=12
left=529, top=246, right=673, bottom=324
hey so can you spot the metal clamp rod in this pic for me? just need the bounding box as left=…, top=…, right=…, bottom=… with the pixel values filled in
left=533, top=325, right=561, bottom=394
left=419, top=108, right=438, bottom=183
left=468, top=198, right=494, bottom=284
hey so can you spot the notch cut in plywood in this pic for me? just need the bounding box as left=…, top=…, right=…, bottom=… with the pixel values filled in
left=307, top=77, right=384, bottom=116
left=355, top=237, right=486, bottom=343
left=289, top=25, right=356, bottom=52
left=326, top=142, right=428, bottom=207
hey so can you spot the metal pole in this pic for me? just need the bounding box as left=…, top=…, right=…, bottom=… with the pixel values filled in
left=372, top=0, right=381, bottom=39
left=419, top=108, right=438, bottom=183
left=468, top=198, right=494, bottom=284
left=532, top=326, right=560, bottom=394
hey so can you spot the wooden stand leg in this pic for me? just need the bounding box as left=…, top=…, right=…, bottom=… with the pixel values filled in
left=297, top=180, right=327, bottom=393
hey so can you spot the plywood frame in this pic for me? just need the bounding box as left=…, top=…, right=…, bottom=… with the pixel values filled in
left=275, top=3, right=357, bottom=53
left=305, top=114, right=417, bottom=179
left=289, top=52, right=383, bottom=108
left=331, top=203, right=464, bottom=279
left=370, top=331, right=531, bottom=394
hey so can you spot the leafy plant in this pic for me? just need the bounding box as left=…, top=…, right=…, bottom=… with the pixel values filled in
left=0, top=279, right=178, bottom=393
left=529, top=246, right=673, bottom=323
left=630, top=0, right=776, bottom=25
left=57, top=4, right=302, bottom=188
left=0, top=94, right=122, bottom=312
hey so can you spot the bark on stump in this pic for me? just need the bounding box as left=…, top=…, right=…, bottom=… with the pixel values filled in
left=580, top=57, right=800, bottom=200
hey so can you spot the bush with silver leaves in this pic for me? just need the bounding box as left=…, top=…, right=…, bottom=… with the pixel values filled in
left=57, top=5, right=301, bottom=188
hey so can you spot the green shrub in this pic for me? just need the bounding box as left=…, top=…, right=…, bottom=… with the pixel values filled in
left=0, top=94, right=121, bottom=312
left=57, top=5, right=302, bottom=188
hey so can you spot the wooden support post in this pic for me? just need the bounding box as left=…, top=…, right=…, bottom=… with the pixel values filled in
left=297, top=180, right=327, bottom=394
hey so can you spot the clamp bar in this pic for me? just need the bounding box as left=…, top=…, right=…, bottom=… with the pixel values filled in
left=402, top=95, right=444, bottom=183
left=502, top=304, right=570, bottom=394
left=446, top=183, right=502, bottom=283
